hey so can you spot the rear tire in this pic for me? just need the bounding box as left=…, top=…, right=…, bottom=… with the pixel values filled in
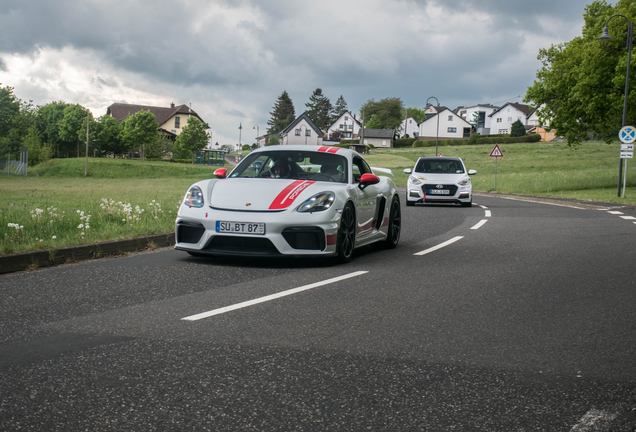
left=382, top=195, right=401, bottom=248
left=336, top=203, right=356, bottom=263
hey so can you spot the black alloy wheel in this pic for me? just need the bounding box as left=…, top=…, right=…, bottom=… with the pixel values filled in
left=336, top=203, right=356, bottom=263
left=383, top=195, right=401, bottom=248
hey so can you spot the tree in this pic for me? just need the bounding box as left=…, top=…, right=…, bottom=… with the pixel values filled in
left=23, top=123, right=43, bottom=166
left=174, top=117, right=210, bottom=163
left=266, top=134, right=280, bottom=146
left=406, top=107, right=427, bottom=123
left=145, top=134, right=174, bottom=159
left=37, top=101, right=71, bottom=158
left=305, top=88, right=332, bottom=131
left=331, top=95, right=348, bottom=123
left=267, top=91, right=295, bottom=134
left=328, top=129, right=343, bottom=141
left=120, top=110, right=158, bottom=160
left=94, top=115, right=125, bottom=157
left=59, top=104, right=91, bottom=157
left=510, top=119, right=527, bottom=137
left=0, top=85, right=21, bottom=137
left=360, top=97, right=404, bottom=130
left=524, top=0, right=635, bottom=146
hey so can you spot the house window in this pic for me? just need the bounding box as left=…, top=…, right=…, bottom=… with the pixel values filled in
left=340, top=124, right=344, bottom=129
left=305, top=130, right=311, bottom=136
left=448, top=127, right=457, bottom=133
left=382, top=140, right=387, bottom=146
left=175, top=117, right=180, bottom=128
left=345, top=116, right=348, bottom=120
left=508, top=117, right=513, bottom=122
left=171, top=130, right=176, bottom=134
left=499, top=129, right=508, bottom=134
left=497, top=118, right=502, bottom=123
left=349, top=125, right=353, bottom=130
left=448, top=115, right=453, bottom=121
left=295, top=129, right=301, bottom=136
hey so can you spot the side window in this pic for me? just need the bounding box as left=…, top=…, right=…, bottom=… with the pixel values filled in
left=352, top=157, right=371, bottom=183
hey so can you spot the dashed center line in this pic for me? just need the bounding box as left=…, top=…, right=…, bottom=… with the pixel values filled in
left=620, top=215, right=636, bottom=220
left=608, top=211, right=624, bottom=215
left=471, top=219, right=488, bottom=230
left=182, top=271, right=368, bottom=321
left=485, top=210, right=491, bottom=217
left=414, top=236, right=464, bottom=256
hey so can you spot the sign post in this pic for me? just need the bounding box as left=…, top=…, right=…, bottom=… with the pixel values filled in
left=619, top=126, right=636, bottom=198
left=490, top=144, right=503, bottom=190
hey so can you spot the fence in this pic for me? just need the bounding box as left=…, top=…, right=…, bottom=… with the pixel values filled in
left=0, top=147, right=28, bottom=176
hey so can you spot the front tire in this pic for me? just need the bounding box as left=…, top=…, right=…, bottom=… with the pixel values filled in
left=382, top=195, right=401, bottom=248
left=461, top=200, right=472, bottom=207
left=336, top=203, right=356, bottom=263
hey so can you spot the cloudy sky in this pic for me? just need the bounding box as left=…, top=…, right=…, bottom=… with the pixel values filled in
left=0, top=0, right=593, bottom=145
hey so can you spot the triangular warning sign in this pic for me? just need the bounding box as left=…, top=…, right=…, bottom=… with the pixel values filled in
left=490, top=144, right=503, bottom=157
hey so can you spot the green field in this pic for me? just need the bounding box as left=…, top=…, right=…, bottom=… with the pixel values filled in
left=1, top=142, right=634, bottom=254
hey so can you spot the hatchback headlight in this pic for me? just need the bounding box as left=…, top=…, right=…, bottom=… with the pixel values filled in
left=184, top=186, right=204, bottom=208
left=409, top=175, right=422, bottom=185
left=297, top=192, right=335, bottom=213
left=457, top=177, right=471, bottom=186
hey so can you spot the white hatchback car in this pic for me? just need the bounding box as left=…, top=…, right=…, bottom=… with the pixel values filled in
left=404, top=157, right=476, bottom=207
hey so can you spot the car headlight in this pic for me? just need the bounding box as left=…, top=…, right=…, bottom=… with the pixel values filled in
left=184, top=185, right=204, bottom=208
left=409, top=175, right=422, bottom=185
left=297, top=192, right=335, bottom=213
left=457, top=177, right=471, bottom=186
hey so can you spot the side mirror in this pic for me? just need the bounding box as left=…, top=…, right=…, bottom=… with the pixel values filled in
left=404, top=168, right=412, bottom=174
left=214, top=167, right=227, bottom=179
left=359, top=173, right=380, bottom=189
left=468, top=169, right=476, bottom=175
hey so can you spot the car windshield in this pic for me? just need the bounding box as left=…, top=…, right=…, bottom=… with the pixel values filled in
left=415, top=159, right=464, bottom=174
left=230, top=150, right=348, bottom=183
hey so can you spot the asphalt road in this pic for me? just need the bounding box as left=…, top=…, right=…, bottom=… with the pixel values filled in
left=1, top=195, right=636, bottom=431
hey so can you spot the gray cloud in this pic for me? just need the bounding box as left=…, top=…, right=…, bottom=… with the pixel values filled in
left=0, top=0, right=592, bottom=143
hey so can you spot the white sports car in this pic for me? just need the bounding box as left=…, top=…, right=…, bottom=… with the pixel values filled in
left=404, top=156, right=476, bottom=207
left=175, top=145, right=401, bottom=262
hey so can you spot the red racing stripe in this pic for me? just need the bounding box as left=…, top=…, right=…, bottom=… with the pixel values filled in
left=318, top=146, right=340, bottom=154
left=269, top=180, right=316, bottom=210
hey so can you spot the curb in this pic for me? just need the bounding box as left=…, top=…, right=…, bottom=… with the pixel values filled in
left=0, top=232, right=175, bottom=276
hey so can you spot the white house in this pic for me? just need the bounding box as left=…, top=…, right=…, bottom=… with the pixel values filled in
left=488, top=102, right=534, bottom=134
left=327, top=111, right=361, bottom=139
left=362, top=129, right=394, bottom=148
left=400, top=117, right=419, bottom=138
left=279, top=112, right=324, bottom=146
left=455, top=104, right=500, bottom=135
left=419, top=106, right=472, bottom=140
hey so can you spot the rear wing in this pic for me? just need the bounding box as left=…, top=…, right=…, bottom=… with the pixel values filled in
left=371, top=167, right=394, bottom=177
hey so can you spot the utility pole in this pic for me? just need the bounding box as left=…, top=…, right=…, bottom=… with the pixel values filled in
left=85, top=111, right=89, bottom=177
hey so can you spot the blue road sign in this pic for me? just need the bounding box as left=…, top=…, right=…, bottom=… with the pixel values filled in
left=619, top=125, right=636, bottom=144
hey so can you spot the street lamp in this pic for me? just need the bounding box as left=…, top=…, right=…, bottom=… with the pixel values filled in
left=597, top=14, right=634, bottom=197
left=253, top=124, right=259, bottom=147
left=427, top=96, right=440, bottom=156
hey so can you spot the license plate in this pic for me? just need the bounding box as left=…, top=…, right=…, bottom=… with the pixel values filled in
left=216, top=221, right=265, bottom=235
left=429, top=189, right=450, bottom=195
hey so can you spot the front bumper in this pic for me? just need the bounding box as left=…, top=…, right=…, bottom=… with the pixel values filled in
left=406, top=183, right=471, bottom=204
left=175, top=205, right=341, bottom=257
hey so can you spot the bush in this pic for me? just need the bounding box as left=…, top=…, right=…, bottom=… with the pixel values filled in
left=476, top=134, right=541, bottom=144
left=394, top=138, right=417, bottom=148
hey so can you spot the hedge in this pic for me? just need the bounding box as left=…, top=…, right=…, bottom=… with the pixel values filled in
left=412, top=134, right=542, bottom=147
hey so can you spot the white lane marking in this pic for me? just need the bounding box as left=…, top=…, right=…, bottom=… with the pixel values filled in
left=608, top=211, right=624, bottom=215
left=414, top=236, right=463, bottom=256
left=181, top=271, right=369, bottom=321
left=479, top=205, right=488, bottom=209
left=619, top=215, right=636, bottom=220
left=471, top=219, right=488, bottom=230
left=487, top=195, right=587, bottom=209
left=569, top=409, right=618, bottom=432
left=485, top=210, right=491, bottom=217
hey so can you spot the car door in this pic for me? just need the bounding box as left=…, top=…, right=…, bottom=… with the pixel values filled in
left=350, top=156, right=380, bottom=238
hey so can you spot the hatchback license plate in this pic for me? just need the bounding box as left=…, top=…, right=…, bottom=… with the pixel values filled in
left=216, top=221, right=265, bottom=235
left=429, top=189, right=450, bottom=195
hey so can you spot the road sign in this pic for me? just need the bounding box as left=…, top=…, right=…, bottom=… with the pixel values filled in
left=619, top=126, right=636, bottom=144
left=621, top=144, right=634, bottom=151
left=490, top=144, right=503, bottom=157
left=620, top=151, right=633, bottom=159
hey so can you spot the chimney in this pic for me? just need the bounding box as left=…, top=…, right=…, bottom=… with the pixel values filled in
left=170, top=102, right=175, bottom=108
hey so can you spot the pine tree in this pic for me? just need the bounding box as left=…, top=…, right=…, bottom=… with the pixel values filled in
left=332, top=95, right=348, bottom=123
left=267, top=91, right=295, bottom=134
left=305, top=88, right=332, bottom=131
left=510, top=119, right=526, bottom=137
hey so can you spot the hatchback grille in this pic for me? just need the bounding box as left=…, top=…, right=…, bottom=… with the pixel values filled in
left=177, top=222, right=205, bottom=244
left=423, top=184, right=458, bottom=195
left=204, top=236, right=280, bottom=255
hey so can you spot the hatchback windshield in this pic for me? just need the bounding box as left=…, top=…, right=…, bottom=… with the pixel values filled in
left=415, top=158, right=464, bottom=174
left=230, top=151, right=348, bottom=183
